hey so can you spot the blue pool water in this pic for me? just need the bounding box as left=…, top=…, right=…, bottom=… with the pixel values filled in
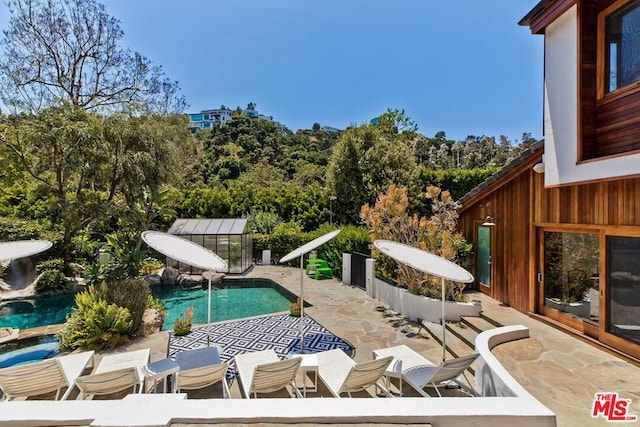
left=0, top=278, right=296, bottom=331
left=153, top=280, right=295, bottom=330
left=0, top=335, right=59, bottom=368
left=0, top=279, right=296, bottom=368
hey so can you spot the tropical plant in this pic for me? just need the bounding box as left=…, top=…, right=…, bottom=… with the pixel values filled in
left=139, top=258, right=164, bottom=276
left=104, top=232, right=147, bottom=279
left=57, top=285, right=131, bottom=351
left=83, top=263, right=113, bottom=286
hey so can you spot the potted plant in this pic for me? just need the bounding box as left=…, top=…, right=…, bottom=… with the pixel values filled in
left=173, top=306, right=193, bottom=336
left=288, top=298, right=301, bottom=317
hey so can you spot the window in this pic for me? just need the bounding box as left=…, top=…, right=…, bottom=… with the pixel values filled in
left=543, top=232, right=599, bottom=321
left=604, top=0, right=640, bottom=94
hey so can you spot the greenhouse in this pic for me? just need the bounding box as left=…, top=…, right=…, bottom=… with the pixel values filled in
left=166, top=218, right=253, bottom=274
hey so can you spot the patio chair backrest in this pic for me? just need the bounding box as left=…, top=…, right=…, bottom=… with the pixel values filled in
left=340, top=356, right=393, bottom=394
left=75, top=366, right=140, bottom=399
left=428, top=353, right=478, bottom=385
left=176, top=361, right=228, bottom=391
left=250, top=357, right=301, bottom=396
left=0, top=358, right=65, bottom=401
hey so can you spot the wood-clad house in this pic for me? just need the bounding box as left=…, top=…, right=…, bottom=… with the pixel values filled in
left=457, top=0, right=640, bottom=362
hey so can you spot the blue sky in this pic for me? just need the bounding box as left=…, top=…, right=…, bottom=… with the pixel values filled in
left=1, top=1, right=543, bottom=142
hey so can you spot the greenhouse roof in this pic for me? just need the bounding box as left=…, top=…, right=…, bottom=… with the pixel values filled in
left=167, top=218, right=249, bottom=235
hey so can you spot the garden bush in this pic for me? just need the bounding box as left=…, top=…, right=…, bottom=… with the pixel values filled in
left=36, top=258, right=64, bottom=273
left=57, top=285, right=131, bottom=351
left=96, top=279, right=150, bottom=336
left=312, top=225, right=371, bottom=279
left=139, top=258, right=164, bottom=276
left=253, top=223, right=370, bottom=277
left=83, top=262, right=113, bottom=286
left=34, top=269, right=70, bottom=294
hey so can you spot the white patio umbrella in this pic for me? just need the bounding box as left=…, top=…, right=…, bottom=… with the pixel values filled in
left=373, top=240, right=474, bottom=362
left=141, top=231, right=227, bottom=324
left=280, top=229, right=341, bottom=354
left=0, top=240, right=53, bottom=262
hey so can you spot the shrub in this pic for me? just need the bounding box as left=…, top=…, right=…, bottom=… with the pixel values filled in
left=57, top=285, right=131, bottom=351
left=34, top=269, right=70, bottom=294
left=139, top=258, right=164, bottom=276
left=83, top=262, right=113, bottom=286
left=312, top=225, right=371, bottom=279
left=361, top=184, right=471, bottom=302
left=96, top=279, right=150, bottom=336
left=36, top=258, right=64, bottom=273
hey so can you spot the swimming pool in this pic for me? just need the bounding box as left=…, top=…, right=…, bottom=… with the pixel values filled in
left=0, top=335, right=59, bottom=368
left=154, top=279, right=297, bottom=330
left=0, top=278, right=297, bottom=331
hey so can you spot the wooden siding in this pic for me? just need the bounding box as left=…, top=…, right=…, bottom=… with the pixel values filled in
left=459, top=153, right=640, bottom=315
left=458, top=156, right=540, bottom=314
left=595, top=88, right=640, bottom=156
left=579, top=0, right=599, bottom=160
left=536, top=178, right=640, bottom=225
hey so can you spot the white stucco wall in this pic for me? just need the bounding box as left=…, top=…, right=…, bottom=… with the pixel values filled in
left=544, top=5, right=640, bottom=187
left=372, top=277, right=482, bottom=323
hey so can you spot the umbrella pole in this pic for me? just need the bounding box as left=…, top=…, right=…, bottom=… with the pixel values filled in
left=208, top=271, right=212, bottom=325
left=300, top=254, right=304, bottom=354
left=441, top=276, right=446, bottom=362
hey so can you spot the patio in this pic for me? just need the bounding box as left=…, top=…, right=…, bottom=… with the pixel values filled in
left=1, top=265, right=638, bottom=425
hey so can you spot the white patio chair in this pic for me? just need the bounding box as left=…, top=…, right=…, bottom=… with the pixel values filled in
left=372, top=344, right=435, bottom=396
left=0, top=350, right=94, bottom=401
left=74, top=348, right=150, bottom=400
left=175, top=346, right=230, bottom=398
left=75, top=366, right=141, bottom=400
left=403, top=353, right=479, bottom=397
left=316, top=348, right=393, bottom=398
left=234, top=349, right=302, bottom=398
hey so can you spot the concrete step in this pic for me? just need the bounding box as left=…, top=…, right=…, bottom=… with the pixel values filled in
left=460, top=315, right=502, bottom=333
left=446, top=321, right=478, bottom=350
left=422, top=320, right=476, bottom=374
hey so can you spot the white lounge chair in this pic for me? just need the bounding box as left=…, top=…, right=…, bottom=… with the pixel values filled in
left=75, top=366, right=141, bottom=400
left=372, top=344, right=435, bottom=396
left=403, top=353, right=479, bottom=397
left=234, top=349, right=302, bottom=398
left=175, top=346, right=230, bottom=398
left=74, top=348, right=150, bottom=400
left=316, top=348, right=393, bottom=398
left=0, top=350, right=94, bottom=401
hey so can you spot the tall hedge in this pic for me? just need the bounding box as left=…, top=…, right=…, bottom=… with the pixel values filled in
left=253, top=224, right=370, bottom=278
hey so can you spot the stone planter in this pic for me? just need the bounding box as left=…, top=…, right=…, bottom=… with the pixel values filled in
left=173, top=325, right=192, bottom=336
left=545, top=298, right=590, bottom=318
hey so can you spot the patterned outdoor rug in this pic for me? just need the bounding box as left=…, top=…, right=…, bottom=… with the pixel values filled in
left=168, top=313, right=354, bottom=381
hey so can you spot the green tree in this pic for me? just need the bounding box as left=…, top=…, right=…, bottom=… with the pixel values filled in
left=0, top=0, right=185, bottom=114
left=0, top=106, right=191, bottom=266
left=326, top=122, right=417, bottom=225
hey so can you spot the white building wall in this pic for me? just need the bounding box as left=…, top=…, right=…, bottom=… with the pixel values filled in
left=544, top=5, right=640, bottom=187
